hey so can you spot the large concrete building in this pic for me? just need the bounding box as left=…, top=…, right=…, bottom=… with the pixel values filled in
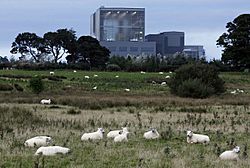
left=183, top=45, right=205, bottom=59
left=145, top=31, right=185, bottom=56
left=91, top=6, right=155, bottom=57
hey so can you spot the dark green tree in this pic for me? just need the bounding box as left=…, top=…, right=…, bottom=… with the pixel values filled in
left=10, top=32, right=48, bottom=62
left=29, top=76, right=44, bottom=94
left=217, top=14, right=250, bottom=69
left=44, top=29, right=77, bottom=63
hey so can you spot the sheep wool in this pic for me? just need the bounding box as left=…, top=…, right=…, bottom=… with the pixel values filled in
left=114, top=132, right=129, bottom=142
left=186, top=131, right=210, bottom=144
left=35, top=146, right=70, bottom=156
left=107, top=127, right=129, bottom=138
left=40, top=99, right=51, bottom=105
left=219, top=146, right=240, bottom=160
left=143, top=129, right=160, bottom=139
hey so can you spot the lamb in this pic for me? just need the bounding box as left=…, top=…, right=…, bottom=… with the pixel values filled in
left=73, top=70, right=77, bottom=73
left=159, top=72, right=164, bottom=75
left=84, top=76, right=90, bottom=79
left=40, top=99, right=51, bottom=105
left=186, top=130, right=210, bottom=144
left=50, top=71, right=54, bottom=75
left=94, top=74, right=98, bottom=77
left=165, top=75, right=170, bottom=79
left=35, top=146, right=70, bottom=156
left=140, top=71, right=146, bottom=74
left=114, top=131, right=129, bottom=142
left=124, top=88, right=130, bottom=92
left=107, top=127, right=129, bottom=138
left=219, top=146, right=240, bottom=160
left=115, top=75, right=119, bottom=78
left=161, top=82, right=167, bottom=85
left=143, top=128, right=160, bottom=140
left=81, top=128, right=105, bottom=141
left=24, top=136, right=52, bottom=147
left=92, top=86, right=97, bottom=90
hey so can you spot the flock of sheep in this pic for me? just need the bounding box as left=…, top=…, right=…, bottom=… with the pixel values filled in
left=24, top=127, right=240, bottom=161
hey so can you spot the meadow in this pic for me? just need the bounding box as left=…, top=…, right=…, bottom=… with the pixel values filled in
left=0, top=69, right=250, bottom=168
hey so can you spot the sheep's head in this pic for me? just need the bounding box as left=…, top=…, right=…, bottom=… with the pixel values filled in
left=187, top=130, right=193, bottom=138
left=233, top=146, right=240, bottom=153
left=122, top=127, right=128, bottom=133
left=98, top=128, right=105, bottom=134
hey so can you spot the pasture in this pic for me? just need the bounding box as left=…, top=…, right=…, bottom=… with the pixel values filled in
left=0, top=69, right=250, bottom=167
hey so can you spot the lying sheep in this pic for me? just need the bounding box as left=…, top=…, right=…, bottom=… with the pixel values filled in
left=219, top=146, right=240, bottom=160
left=114, top=131, right=129, bottom=142
left=40, top=99, right=51, bottom=105
left=140, top=71, right=146, bottom=74
left=143, top=128, right=160, bottom=140
left=73, top=70, right=77, bottom=73
left=186, top=130, right=210, bottom=144
left=165, top=75, right=170, bottom=79
left=161, top=82, right=167, bottom=86
left=124, top=88, right=130, bottom=92
left=159, top=72, right=164, bottom=75
left=81, top=128, right=105, bottom=141
left=107, top=127, right=129, bottom=138
left=115, top=75, right=119, bottom=78
left=24, top=136, right=52, bottom=147
left=35, top=146, right=70, bottom=156
left=92, top=86, right=97, bottom=90
left=84, top=76, right=90, bottom=79
left=50, top=71, right=54, bottom=75
left=94, top=74, right=98, bottom=77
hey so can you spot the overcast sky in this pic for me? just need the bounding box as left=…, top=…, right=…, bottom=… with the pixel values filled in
left=0, top=0, right=249, bottom=60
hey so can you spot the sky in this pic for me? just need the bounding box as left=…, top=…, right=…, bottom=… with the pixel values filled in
left=0, top=0, right=249, bottom=60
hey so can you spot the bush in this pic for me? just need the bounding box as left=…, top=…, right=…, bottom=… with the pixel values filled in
left=106, top=64, right=121, bottom=71
left=0, top=83, right=13, bottom=91
left=29, top=76, right=44, bottom=94
left=14, top=83, right=24, bottom=91
left=169, top=63, right=225, bottom=98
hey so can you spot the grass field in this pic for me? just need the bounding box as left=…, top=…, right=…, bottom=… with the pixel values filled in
left=0, top=69, right=249, bottom=167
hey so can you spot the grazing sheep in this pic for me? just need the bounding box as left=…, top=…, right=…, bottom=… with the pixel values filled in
left=219, top=146, right=240, bottom=160
left=81, top=128, right=105, bottom=141
left=161, top=82, right=167, bottom=86
left=40, top=99, right=51, bottom=105
left=92, top=86, right=97, bottom=90
left=124, top=88, right=130, bottom=92
left=186, top=130, right=210, bottom=144
left=140, top=71, right=146, bottom=74
left=107, top=127, right=129, bottom=138
left=159, top=72, right=164, bottom=75
left=94, top=74, right=98, bottom=77
left=165, top=75, right=170, bottom=79
left=50, top=71, right=54, bottom=75
left=114, top=131, right=129, bottom=142
left=115, top=75, right=119, bottom=78
left=143, top=128, right=160, bottom=140
left=84, top=76, right=90, bottom=79
left=24, top=136, right=52, bottom=147
left=35, top=146, right=70, bottom=156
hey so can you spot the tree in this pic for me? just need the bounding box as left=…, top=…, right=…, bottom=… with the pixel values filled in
left=217, top=14, right=250, bottom=69
left=44, top=29, right=77, bottom=63
left=10, top=32, right=48, bottom=63
left=0, top=56, right=9, bottom=63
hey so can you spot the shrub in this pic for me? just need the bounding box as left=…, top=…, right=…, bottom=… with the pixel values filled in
left=14, top=83, right=24, bottom=91
left=0, top=83, right=13, bottom=91
left=29, top=76, right=44, bottom=94
left=106, top=64, right=121, bottom=71
left=169, top=63, right=225, bottom=98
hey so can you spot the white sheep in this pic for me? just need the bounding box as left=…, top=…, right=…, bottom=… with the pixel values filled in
left=92, top=86, right=97, bottom=90
left=169, top=71, right=172, bottom=74
left=94, top=74, right=98, bottom=77
left=186, top=130, right=210, bottom=144
left=84, top=76, right=90, bottom=79
left=114, top=131, right=129, bottom=142
left=35, top=146, right=70, bottom=156
left=143, top=128, right=160, bottom=140
left=231, top=90, right=237, bottom=94
left=159, top=72, right=164, bottom=75
left=40, top=99, right=51, bottom=105
left=219, top=146, right=240, bottom=160
left=50, top=71, right=54, bottom=75
left=107, top=127, right=129, bottom=138
left=140, top=71, right=146, bottom=74
left=73, top=70, right=77, bottom=73
left=124, top=88, right=130, bottom=92
left=24, top=136, right=52, bottom=147
left=161, top=82, right=167, bottom=85
left=81, top=128, right=105, bottom=141
left=152, top=81, right=156, bottom=84
left=165, top=75, right=170, bottom=79
left=115, top=75, right=119, bottom=78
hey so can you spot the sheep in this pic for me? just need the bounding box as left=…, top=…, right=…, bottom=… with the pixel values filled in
left=231, top=90, right=237, bottom=94
left=107, top=127, right=129, bottom=138
left=73, top=70, right=77, bottom=73
left=219, top=146, right=240, bottom=160
left=81, top=128, right=105, bottom=141
left=84, top=76, right=90, bottom=79
left=161, top=82, right=167, bottom=85
left=140, top=71, right=146, bottom=74
left=165, top=75, right=170, bottom=79
left=35, top=146, right=70, bottom=156
left=24, top=136, right=52, bottom=147
left=169, top=71, right=172, bottom=74
left=115, top=75, right=119, bottom=78
left=152, top=81, right=156, bottom=84
left=143, top=128, right=160, bottom=140
left=159, top=72, right=164, bottom=75
left=40, top=99, right=51, bottom=105
left=186, top=130, right=210, bottom=144
left=94, top=74, right=98, bottom=77
left=124, top=88, right=130, bottom=92
left=114, top=131, right=129, bottom=142
left=92, top=86, right=97, bottom=90
left=50, top=71, right=54, bottom=75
